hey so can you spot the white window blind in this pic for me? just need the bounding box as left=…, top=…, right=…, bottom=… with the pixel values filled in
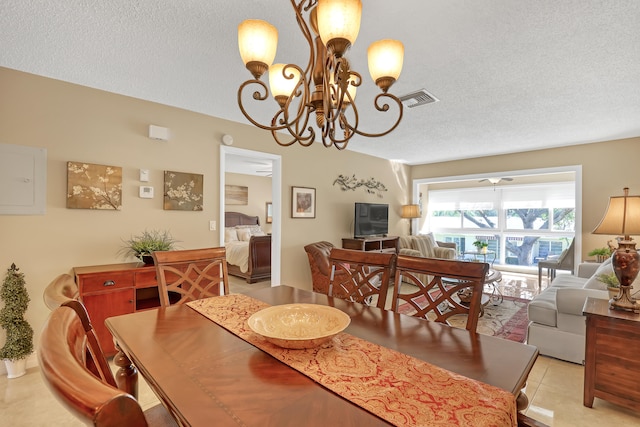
left=428, top=188, right=497, bottom=210
left=501, top=183, right=575, bottom=209
left=428, top=182, right=574, bottom=211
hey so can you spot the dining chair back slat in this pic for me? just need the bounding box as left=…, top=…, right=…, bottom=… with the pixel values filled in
left=328, top=248, right=397, bottom=309
left=153, top=247, right=229, bottom=307
left=392, top=255, right=489, bottom=332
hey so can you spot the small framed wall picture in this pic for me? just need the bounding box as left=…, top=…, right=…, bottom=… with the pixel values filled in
left=291, top=186, right=316, bottom=219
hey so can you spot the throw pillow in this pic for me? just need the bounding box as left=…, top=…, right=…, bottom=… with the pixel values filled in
left=237, top=228, right=252, bottom=242
left=224, top=227, right=238, bottom=243
left=412, top=234, right=435, bottom=258
left=398, top=235, right=414, bottom=251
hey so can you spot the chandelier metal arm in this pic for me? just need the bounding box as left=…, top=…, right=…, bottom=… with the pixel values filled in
left=294, top=0, right=317, bottom=77
left=349, top=93, right=404, bottom=138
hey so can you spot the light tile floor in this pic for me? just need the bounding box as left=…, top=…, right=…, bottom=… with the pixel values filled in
left=3, top=273, right=640, bottom=426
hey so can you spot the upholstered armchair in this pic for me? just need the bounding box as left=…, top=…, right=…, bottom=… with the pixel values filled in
left=304, top=241, right=350, bottom=295
left=398, top=234, right=457, bottom=260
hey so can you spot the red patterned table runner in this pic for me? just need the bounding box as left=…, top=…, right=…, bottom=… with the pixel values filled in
left=187, top=294, right=517, bottom=426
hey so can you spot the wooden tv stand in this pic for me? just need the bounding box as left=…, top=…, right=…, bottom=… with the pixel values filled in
left=342, top=236, right=399, bottom=253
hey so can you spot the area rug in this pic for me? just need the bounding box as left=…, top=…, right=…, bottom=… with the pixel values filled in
left=397, top=295, right=529, bottom=343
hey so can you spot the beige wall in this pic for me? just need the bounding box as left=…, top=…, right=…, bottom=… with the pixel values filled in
left=410, top=137, right=640, bottom=260
left=0, top=67, right=411, bottom=365
left=225, top=172, right=273, bottom=234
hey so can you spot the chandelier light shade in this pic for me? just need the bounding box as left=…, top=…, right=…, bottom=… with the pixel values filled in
left=368, top=39, right=404, bottom=92
left=237, top=0, right=404, bottom=150
left=317, top=0, right=362, bottom=55
left=269, top=64, right=302, bottom=105
left=238, top=20, right=278, bottom=79
left=593, top=187, right=640, bottom=313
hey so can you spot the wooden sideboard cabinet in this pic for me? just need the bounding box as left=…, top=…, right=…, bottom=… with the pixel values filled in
left=583, top=297, right=640, bottom=411
left=342, top=236, right=399, bottom=253
left=74, top=262, right=159, bottom=356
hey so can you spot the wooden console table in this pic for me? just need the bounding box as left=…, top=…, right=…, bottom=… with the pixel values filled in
left=583, top=297, right=640, bottom=411
left=342, top=236, right=399, bottom=253
left=74, top=262, right=161, bottom=356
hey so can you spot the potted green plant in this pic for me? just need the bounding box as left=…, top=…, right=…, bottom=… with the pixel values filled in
left=0, top=263, right=33, bottom=378
left=121, top=229, right=178, bottom=264
left=588, top=247, right=612, bottom=263
left=597, top=272, right=620, bottom=299
left=472, top=240, right=489, bottom=254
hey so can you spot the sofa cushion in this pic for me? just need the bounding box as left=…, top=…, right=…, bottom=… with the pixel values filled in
left=528, top=287, right=560, bottom=327
left=550, top=274, right=590, bottom=288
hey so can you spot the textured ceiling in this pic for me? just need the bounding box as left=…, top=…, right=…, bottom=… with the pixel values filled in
left=2, top=0, right=639, bottom=165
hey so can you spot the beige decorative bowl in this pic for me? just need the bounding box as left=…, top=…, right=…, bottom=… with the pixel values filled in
left=247, top=304, right=351, bottom=349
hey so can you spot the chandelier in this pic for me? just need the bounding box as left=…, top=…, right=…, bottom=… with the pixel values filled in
left=237, top=0, right=404, bottom=150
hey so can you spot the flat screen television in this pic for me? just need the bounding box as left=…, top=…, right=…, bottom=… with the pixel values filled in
left=354, top=202, right=389, bottom=238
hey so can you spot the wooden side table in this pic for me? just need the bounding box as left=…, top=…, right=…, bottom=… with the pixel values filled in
left=583, top=297, right=640, bottom=411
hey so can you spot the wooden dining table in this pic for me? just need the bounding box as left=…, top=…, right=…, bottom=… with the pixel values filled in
left=105, top=285, right=539, bottom=426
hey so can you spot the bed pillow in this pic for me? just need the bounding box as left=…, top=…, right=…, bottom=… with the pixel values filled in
left=237, top=227, right=252, bottom=242
left=224, top=227, right=238, bottom=243
left=235, top=224, right=262, bottom=235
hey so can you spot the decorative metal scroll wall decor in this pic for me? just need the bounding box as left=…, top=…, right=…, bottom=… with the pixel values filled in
left=333, top=174, right=387, bottom=197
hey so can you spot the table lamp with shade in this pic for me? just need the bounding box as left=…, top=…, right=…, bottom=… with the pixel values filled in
left=592, top=187, right=640, bottom=313
left=401, top=204, right=420, bottom=235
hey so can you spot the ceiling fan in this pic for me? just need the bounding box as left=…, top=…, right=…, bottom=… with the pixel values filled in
left=478, top=177, right=513, bottom=184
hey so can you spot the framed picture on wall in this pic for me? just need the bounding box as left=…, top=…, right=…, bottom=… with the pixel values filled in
left=67, top=161, right=122, bottom=210
left=225, top=185, right=248, bottom=205
left=291, top=186, right=315, bottom=218
left=266, top=202, right=273, bottom=224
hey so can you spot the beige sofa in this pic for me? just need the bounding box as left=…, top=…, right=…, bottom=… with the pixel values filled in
left=527, top=259, right=617, bottom=364
left=398, top=234, right=457, bottom=260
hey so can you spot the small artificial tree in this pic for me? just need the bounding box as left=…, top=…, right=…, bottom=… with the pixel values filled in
left=0, top=263, right=33, bottom=361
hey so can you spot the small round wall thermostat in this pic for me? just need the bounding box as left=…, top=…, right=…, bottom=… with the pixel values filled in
left=222, top=134, right=234, bottom=145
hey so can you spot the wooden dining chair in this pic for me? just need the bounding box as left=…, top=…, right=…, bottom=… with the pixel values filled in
left=43, top=273, right=79, bottom=310
left=392, top=255, right=489, bottom=333
left=328, top=248, right=397, bottom=309
left=152, top=247, right=230, bottom=307
left=38, top=300, right=178, bottom=427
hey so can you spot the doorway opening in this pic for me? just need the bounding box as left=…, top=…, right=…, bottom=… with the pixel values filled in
left=220, top=146, right=282, bottom=285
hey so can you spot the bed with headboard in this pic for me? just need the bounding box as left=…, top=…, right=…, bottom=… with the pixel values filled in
left=224, top=212, right=271, bottom=283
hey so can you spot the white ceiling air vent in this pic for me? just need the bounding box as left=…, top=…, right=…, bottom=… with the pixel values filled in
left=399, top=89, right=439, bottom=108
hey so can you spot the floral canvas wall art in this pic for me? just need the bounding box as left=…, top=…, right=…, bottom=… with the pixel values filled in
left=67, top=161, right=122, bottom=210
left=164, top=170, right=203, bottom=211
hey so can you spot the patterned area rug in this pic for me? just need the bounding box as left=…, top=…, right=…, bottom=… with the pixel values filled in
left=398, top=295, right=529, bottom=343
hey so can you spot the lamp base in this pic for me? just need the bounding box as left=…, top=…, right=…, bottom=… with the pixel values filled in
left=610, top=285, right=640, bottom=313
left=610, top=240, right=640, bottom=314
